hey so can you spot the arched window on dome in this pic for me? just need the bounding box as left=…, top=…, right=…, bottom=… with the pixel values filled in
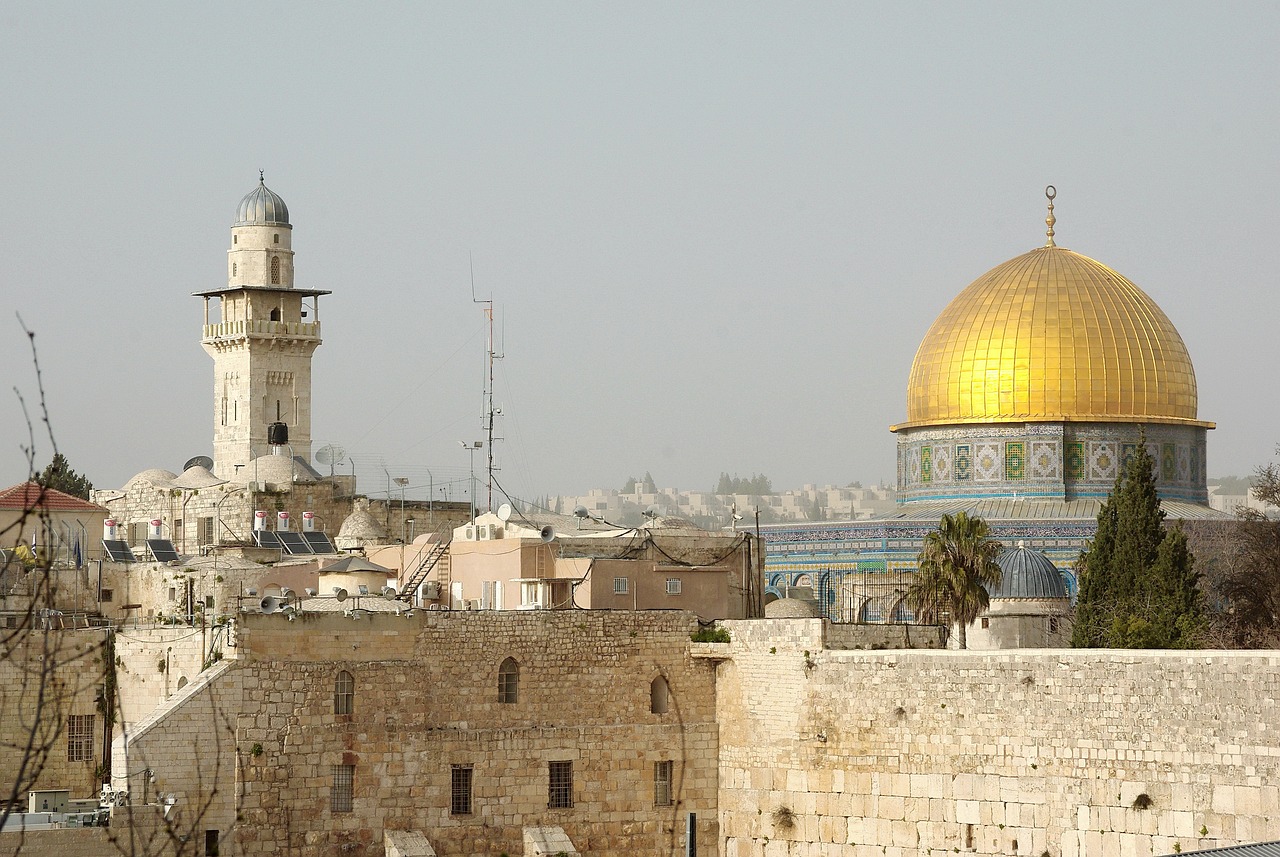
left=334, top=670, right=354, bottom=715
left=650, top=676, right=669, bottom=714
left=498, top=657, right=519, bottom=704
left=271, top=256, right=280, bottom=284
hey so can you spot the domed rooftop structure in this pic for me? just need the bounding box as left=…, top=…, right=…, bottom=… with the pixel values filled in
left=765, top=597, right=819, bottom=618
left=124, top=468, right=178, bottom=490
left=173, top=464, right=226, bottom=490
left=231, top=453, right=314, bottom=489
left=234, top=174, right=290, bottom=227
left=895, top=190, right=1209, bottom=432
left=989, top=543, right=1069, bottom=600
left=336, top=498, right=389, bottom=551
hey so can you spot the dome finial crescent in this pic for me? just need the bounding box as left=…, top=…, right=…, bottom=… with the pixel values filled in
left=259, top=169, right=265, bottom=185
left=1044, top=185, right=1057, bottom=247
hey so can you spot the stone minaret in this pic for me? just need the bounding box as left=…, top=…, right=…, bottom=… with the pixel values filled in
left=196, top=175, right=330, bottom=480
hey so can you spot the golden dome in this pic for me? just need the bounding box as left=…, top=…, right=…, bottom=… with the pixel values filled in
left=895, top=244, right=1211, bottom=431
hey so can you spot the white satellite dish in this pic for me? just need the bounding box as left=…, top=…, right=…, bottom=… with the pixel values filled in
left=315, top=444, right=347, bottom=477
left=496, top=503, right=513, bottom=522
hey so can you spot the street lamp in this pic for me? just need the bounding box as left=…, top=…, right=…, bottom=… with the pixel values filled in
left=458, top=441, right=483, bottom=523
left=393, top=477, right=409, bottom=541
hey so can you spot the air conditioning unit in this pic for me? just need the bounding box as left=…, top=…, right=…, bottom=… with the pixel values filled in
left=421, top=582, right=440, bottom=600
left=464, top=526, right=476, bottom=540
left=478, top=524, right=491, bottom=540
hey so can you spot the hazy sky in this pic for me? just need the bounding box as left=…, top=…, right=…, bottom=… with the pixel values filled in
left=3, top=3, right=1278, bottom=507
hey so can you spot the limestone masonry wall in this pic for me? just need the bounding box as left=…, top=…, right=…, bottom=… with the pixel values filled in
left=231, top=609, right=720, bottom=857
left=717, top=620, right=1280, bottom=857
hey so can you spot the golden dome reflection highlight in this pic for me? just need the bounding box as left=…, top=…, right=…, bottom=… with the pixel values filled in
left=894, top=224, right=1211, bottom=432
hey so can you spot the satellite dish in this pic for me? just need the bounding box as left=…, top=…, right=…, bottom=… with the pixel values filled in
left=643, top=505, right=660, bottom=520
left=332, top=586, right=348, bottom=602
left=315, top=444, right=347, bottom=477
left=540, top=525, right=556, bottom=543
left=496, top=503, right=513, bottom=522
left=183, top=455, right=214, bottom=472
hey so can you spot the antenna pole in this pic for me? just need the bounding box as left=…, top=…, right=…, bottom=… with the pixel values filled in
left=471, top=254, right=501, bottom=512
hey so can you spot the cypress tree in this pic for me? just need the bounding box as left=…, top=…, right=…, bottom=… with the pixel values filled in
left=1072, top=435, right=1203, bottom=648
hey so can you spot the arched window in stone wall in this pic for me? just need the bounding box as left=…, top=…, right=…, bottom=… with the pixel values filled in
left=270, top=307, right=281, bottom=322
left=498, top=658, right=519, bottom=704
left=334, top=670, right=354, bottom=715
left=271, top=256, right=280, bottom=284
left=650, top=676, right=669, bottom=714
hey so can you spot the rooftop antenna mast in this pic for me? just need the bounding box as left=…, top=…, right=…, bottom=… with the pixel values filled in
left=471, top=253, right=503, bottom=512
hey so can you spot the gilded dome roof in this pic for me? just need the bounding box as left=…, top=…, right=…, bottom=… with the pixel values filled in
left=234, top=175, right=290, bottom=226
left=896, top=244, right=1209, bottom=431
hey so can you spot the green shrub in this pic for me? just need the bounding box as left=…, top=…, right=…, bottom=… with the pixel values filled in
left=690, top=626, right=731, bottom=643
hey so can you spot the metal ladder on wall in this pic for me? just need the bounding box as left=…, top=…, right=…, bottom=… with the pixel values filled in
left=396, top=524, right=453, bottom=603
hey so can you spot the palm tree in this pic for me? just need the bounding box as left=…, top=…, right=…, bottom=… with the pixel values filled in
left=903, top=512, right=1003, bottom=649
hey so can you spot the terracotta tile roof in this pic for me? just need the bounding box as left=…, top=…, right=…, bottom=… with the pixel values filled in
left=0, top=482, right=108, bottom=513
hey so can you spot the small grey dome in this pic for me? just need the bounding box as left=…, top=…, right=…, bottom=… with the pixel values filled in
left=234, top=175, right=290, bottom=226
left=765, top=597, right=819, bottom=619
left=989, top=544, right=1069, bottom=600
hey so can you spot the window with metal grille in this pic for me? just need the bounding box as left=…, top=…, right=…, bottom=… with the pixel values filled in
left=498, top=658, right=518, bottom=704
left=334, top=670, right=354, bottom=715
left=99, top=589, right=113, bottom=603
left=67, top=715, right=94, bottom=762
left=548, top=760, right=573, bottom=808
left=271, top=256, right=280, bottom=284
left=665, top=578, right=682, bottom=595
left=613, top=577, right=628, bottom=594
left=330, top=764, right=353, bottom=813
left=450, top=765, right=473, bottom=815
left=199, top=517, right=214, bottom=546
left=654, top=760, right=674, bottom=806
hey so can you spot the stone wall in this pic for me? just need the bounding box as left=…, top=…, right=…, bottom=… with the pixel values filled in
left=716, top=620, right=1280, bottom=857
left=0, top=628, right=107, bottom=801
left=111, top=659, right=242, bottom=846
left=237, top=610, right=719, bottom=856
left=122, top=610, right=721, bottom=857
left=113, top=626, right=229, bottom=731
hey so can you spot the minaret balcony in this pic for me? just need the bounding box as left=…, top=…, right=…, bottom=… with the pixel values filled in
left=203, top=319, right=321, bottom=342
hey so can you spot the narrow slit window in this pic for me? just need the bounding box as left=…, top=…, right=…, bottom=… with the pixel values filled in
left=498, top=658, right=518, bottom=704
left=334, top=670, right=354, bottom=715
left=654, top=760, right=673, bottom=806
left=451, top=765, right=473, bottom=815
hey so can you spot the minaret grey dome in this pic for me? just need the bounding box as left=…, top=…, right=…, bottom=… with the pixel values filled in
left=989, top=543, right=1069, bottom=600
left=234, top=176, right=290, bottom=226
